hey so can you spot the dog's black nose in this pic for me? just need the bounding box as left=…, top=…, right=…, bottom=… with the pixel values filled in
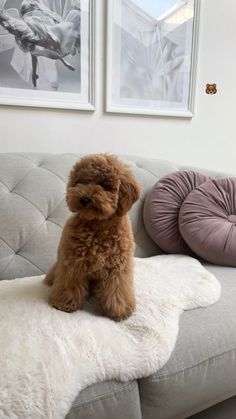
left=80, top=196, right=90, bottom=207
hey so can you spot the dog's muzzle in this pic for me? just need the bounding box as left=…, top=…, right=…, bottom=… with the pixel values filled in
left=80, top=196, right=91, bottom=207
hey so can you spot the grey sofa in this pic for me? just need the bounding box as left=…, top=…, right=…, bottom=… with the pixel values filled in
left=0, top=153, right=236, bottom=419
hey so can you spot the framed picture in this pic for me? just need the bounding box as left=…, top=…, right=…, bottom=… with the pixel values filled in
left=106, top=0, right=200, bottom=117
left=0, top=0, right=95, bottom=110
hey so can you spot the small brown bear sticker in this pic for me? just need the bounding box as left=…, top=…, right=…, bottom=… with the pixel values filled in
left=206, top=83, right=217, bottom=94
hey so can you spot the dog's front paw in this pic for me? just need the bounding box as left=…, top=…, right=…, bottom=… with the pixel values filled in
left=104, top=304, right=135, bottom=322
left=48, top=298, right=79, bottom=313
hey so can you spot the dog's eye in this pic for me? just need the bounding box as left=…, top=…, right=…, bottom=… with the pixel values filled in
left=100, top=182, right=113, bottom=191
left=76, top=180, right=86, bottom=186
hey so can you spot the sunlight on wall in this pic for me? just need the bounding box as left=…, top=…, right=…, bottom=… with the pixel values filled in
left=165, top=4, right=193, bottom=25
left=132, top=0, right=182, bottom=18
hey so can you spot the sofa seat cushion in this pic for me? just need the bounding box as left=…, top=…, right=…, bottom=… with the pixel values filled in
left=139, top=264, right=236, bottom=419
left=66, top=380, right=142, bottom=419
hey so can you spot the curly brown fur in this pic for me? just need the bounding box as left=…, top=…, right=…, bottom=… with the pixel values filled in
left=44, top=154, right=141, bottom=321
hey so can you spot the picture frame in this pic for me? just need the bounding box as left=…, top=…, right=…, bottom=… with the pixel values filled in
left=106, top=0, right=200, bottom=118
left=0, top=0, right=95, bottom=111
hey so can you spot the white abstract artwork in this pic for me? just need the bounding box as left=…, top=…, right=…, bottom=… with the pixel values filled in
left=106, top=0, right=199, bottom=117
left=0, top=0, right=95, bottom=110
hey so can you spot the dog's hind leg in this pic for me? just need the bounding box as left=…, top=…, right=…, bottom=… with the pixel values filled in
left=44, top=263, right=57, bottom=286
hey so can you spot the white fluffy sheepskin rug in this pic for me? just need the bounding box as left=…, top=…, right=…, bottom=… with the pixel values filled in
left=0, top=255, right=220, bottom=419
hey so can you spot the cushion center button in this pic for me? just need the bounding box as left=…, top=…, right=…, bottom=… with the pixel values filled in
left=228, top=215, right=236, bottom=224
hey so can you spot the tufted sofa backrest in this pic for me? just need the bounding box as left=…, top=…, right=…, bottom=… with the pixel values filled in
left=0, top=153, right=178, bottom=280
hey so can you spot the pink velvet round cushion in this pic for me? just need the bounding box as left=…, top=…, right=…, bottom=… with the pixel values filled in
left=179, top=177, right=236, bottom=266
left=143, top=171, right=210, bottom=254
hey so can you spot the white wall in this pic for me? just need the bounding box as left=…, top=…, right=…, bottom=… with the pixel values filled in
left=0, top=0, right=235, bottom=174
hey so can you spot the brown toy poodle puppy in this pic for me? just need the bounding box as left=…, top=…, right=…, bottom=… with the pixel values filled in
left=44, top=154, right=141, bottom=321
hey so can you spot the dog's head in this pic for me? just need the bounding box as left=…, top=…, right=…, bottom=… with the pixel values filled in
left=66, top=154, right=141, bottom=220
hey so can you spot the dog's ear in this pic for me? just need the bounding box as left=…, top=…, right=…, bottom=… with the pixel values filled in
left=67, top=161, right=80, bottom=189
left=117, top=169, right=141, bottom=216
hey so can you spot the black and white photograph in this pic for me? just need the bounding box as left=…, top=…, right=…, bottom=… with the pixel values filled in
left=106, top=0, right=199, bottom=117
left=0, top=0, right=95, bottom=109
